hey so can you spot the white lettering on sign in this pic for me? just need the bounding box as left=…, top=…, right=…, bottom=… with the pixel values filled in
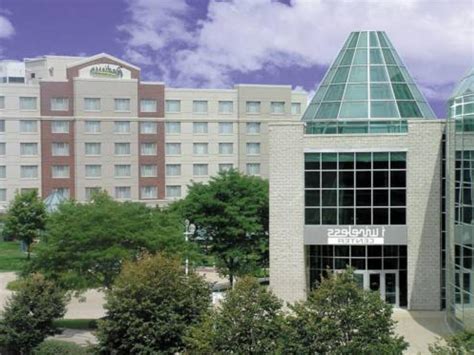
left=328, top=237, right=384, bottom=245
left=78, top=64, right=132, bottom=80
left=327, top=226, right=386, bottom=245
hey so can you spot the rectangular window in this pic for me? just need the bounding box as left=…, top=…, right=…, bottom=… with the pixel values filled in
left=19, top=97, right=37, bottom=110
left=246, top=122, right=261, bottom=134
left=141, top=186, right=158, bottom=199
left=165, top=122, right=181, bottom=134
left=246, top=101, right=261, bottom=113
left=140, top=99, right=157, bottom=113
left=246, top=142, right=261, bottom=155
left=85, top=187, right=101, bottom=200
left=193, top=100, right=208, bottom=113
left=0, top=120, right=4, bottom=132
left=0, top=189, right=6, bottom=202
left=218, top=122, right=233, bottom=134
left=0, top=143, right=5, bottom=155
left=114, top=121, right=131, bottom=133
left=84, top=98, right=101, bottom=111
left=115, top=186, right=131, bottom=199
left=52, top=165, right=70, bottom=178
left=85, top=143, right=101, bottom=156
left=165, top=143, right=181, bottom=155
left=20, top=143, right=38, bottom=156
left=52, top=142, right=69, bottom=156
left=219, top=164, right=233, bottom=172
left=0, top=166, right=6, bottom=178
left=246, top=163, right=261, bottom=176
left=141, top=164, right=157, bottom=177
left=219, top=143, right=233, bottom=155
left=166, top=185, right=182, bottom=198
left=85, top=164, right=101, bottom=178
left=0, top=96, right=4, bottom=109
left=51, top=120, right=69, bottom=133
left=114, top=143, right=131, bottom=155
left=271, top=101, right=285, bottom=114
left=218, top=101, right=233, bottom=113
left=140, top=122, right=157, bottom=134
left=291, top=102, right=301, bottom=115
left=51, top=98, right=69, bottom=111
left=140, top=143, right=157, bottom=156
left=52, top=188, right=70, bottom=198
left=165, top=100, right=181, bottom=113
left=20, top=165, right=38, bottom=179
left=166, top=164, right=181, bottom=176
left=19, top=120, right=37, bottom=133
left=193, top=164, right=208, bottom=176
left=193, top=143, right=208, bottom=155
left=193, top=122, right=208, bottom=134
left=84, top=120, right=101, bottom=133
left=114, top=164, right=131, bottom=177
left=114, top=98, right=130, bottom=112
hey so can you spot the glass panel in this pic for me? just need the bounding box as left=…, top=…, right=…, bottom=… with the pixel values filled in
left=390, top=208, right=406, bottom=224
left=390, top=152, right=406, bottom=169
left=354, top=273, right=364, bottom=288
left=344, top=84, right=368, bottom=100
left=390, top=171, right=406, bottom=187
left=374, top=171, right=389, bottom=187
left=339, top=153, right=354, bottom=169
left=373, top=190, right=389, bottom=206
left=369, top=32, right=379, bottom=47
left=371, top=101, right=399, bottom=118
left=397, top=101, right=422, bottom=118
left=348, top=33, right=359, bottom=48
left=339, top=102, right=368, bottom=118
left=373, top=208, right=389, bottom=224
left=387, top=66, right=405, bottom=82
left=392, top=84, right=414, bottom=100
left=340, top=49, right=355, bottom=65
left=348, top=66, right=367, bottom=82
left=322, top=208, right=337, bottom=224
left=305, top=208, right=320, bottom=224
left=322, top=190, right=337, bottom=206
left=338, top=121, right=369, bottom=134
left=305, top=153, right=320, bottom=169
left=324, top=85, right=345, bottom=100
left=369, top=246, right=383, bottom=257
left=322, top=153, right=338, bottom=169
left=371, top=83, right=394, bottom=99
left=373, top=152, right=389, bottom=169
left=356, top=190, right=371, bottom=206
left=339, top=172, right=354, bottom=188
left=377, top=31, right=389, bottom=47
left=356, top=153, right=371, bottom=169
left=353, top=49, right=367, bottom=64
left=315, top=102, right=341, bottom=118
left=370, top=66, right=388, bottom=82
left=305, top=172, right=320, bottom=188
left=339, top=208, right=354, bottom=224
left=305, top=190, right=320, bottom=206
left=370, top=273, right=381, bottom=291
left=382, top=49, right=396, bottom=65
left=356, top=208, right=371, bottom=224
left=339, top=189, right=354, bottom=206
left=322, top=172, right=337, bottom=188
left=390, top=189, right=406, bottom=206
left=356, top=32, right=367, bottom=47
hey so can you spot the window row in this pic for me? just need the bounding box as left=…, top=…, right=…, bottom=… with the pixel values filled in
left=305, top=189, right=406, bottom=207
left=305, top=152, right=407, bottom=170
left=305, top=170, right=406, bottom=189
left=165, top=142, right=261, bottom=156
left=305, top=207, right=406, bottom=225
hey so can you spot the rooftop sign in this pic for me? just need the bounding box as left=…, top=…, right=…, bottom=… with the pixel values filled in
left=78, top=63, right=131, bottom=80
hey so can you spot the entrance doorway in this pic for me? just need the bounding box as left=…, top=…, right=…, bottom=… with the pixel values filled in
left=355, top=270, right=399, bottom=307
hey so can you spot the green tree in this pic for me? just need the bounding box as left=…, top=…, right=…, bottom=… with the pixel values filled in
left=0, top=274, right=68, bottom=354
left=28, top=192, right=190, bottom=290
left=173, top=169, right=269, bottom=285
left=429, top=331, right=474, bottom=354
left=96, top=253, right=210, bottom=354
left=3, top=190, right=47, bottom=259
left=185, top=277, right=284, bottom=354
left=284, top=269, right=408, bottom=354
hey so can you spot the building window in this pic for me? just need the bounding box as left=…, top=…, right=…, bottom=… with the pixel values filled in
left=0, top=166, right=6, bottom=178
left=165, top=122, right=181, bottom=134
left=193, top=143, right=208, bottom=155
left=114, top=164, right=131, bottom=177
left=114, top=121, right=131, bottom=134
left=165, top=100, right=181, bottom=113
left=114, top=98, right=131, bottom=112
left=304, top=152, right=407, bottom=225
left=193, top=164, right=208, bottom=176
left=85, top=187, right=101, bottom=200
left=166, top=185, right=181, bottom=198
left=51, top=120, right=69, bottom=133
left=0, top=120, right=4, bottom=132
left=246, top=142, right=261, bottom=155
left=52, top=188, right=70, bottom=198
left=19, top=120, right=37, bottom=133
left=218, top=101, right=233, bottom=113
left=85, top=143, right=101, bottom=156
left=84, top=120, right=101, bottom=133
left=271, top=101, right=285, bottom=114
left=51, top=98, right=69, bottom=111
left=20, top=165, right=38, bottom=179
left=166, top=164, right=181, bottom=176
left=140, top=143, right=157, bottom=156
left=0, top=189, right=6, bottom=202
left=84, top=98, right=101, bottom=111
left=165, top=143, right=181, bottom=155
left=52, top=165, right=70, bottom=178
left=19, top=97, right=37, bottom=110
left=219, top=143, right=233, bottom=155
left=52, top=142, right=69, bottom=156
left=193, top=122, right=208, bottom=134
left=0, top=96, right=4, bottom=109
left=246, top=101, right=261, bottom=113
left=218, top=122, right=233, bottom=134
left=141, top=186, right=158, bottom=199
left=115, top=186, right=131, bottom=199
left=219, top=164, right=233, bottom=172
left=140, top=99, right=157, bottom=113
left=246, top=122, right=261, bottom=134
left=246, top=163, right=261, bottom=176
left=114, top=143, right=131, bottom=155
left=141, top=164, right=157, bottom=177
left=85, top=164, right=101, bottom=178
left=0, top=143, right=5, bottom=155
left=291, top=102, right=302, bottom=115
left=20, top=143, right=38, bottom=156
left=193, top=100, right=208, bottom=114
left=140, top=122, right=157, bottom=134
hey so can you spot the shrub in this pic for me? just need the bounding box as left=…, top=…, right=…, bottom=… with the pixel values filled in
left=33, top=340, right=90, bottom=355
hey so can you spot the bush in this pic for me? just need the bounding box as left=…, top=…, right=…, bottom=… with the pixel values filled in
left=33, top=340, right=90, bottom=355
left=429, top=331, right=474, bottom=354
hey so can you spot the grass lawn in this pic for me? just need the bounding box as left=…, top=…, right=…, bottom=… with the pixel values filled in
left=0, top=241, right=28, bottom=272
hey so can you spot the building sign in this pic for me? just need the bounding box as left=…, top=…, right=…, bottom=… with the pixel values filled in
left=304, top=225, right=407, bottom=245
left=78, top=63, right=132, bottom=80
left=328, top=226, right=385, bottom=245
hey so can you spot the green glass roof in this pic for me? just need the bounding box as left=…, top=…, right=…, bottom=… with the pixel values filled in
left=450, top=67, right=474, bottom=99
left=303, top=31, right=436, bottom=121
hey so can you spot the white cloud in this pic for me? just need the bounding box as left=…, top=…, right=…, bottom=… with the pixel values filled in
left=0, top=15, right=14, bottom=39
left=119, top=0, right=474, bottom=95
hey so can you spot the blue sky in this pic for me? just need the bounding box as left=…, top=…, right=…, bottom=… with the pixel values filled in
left=0, top=0, right=473, bottom=117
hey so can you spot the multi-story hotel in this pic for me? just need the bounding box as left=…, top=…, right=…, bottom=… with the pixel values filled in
left=0, top=54, right=306, bottom=211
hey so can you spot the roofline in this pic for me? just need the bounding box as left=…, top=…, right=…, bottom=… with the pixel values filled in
left=66, top=53, right=141, bottom=71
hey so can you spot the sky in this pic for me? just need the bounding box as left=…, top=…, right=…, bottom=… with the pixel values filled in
left=0, top=0, right=473, bottom=118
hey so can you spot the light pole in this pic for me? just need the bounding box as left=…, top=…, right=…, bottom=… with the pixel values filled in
left=184, top=219, right=196, bottom=275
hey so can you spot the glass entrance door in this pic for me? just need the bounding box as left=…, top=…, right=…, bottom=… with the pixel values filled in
left=354, top=271, right=399, bottom=307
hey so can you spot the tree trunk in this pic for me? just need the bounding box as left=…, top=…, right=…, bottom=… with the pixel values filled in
left=229, top=273, right=234, bottom=288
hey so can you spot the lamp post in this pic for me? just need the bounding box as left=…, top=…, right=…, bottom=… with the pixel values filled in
left=184, top=219, right=196, bottom=275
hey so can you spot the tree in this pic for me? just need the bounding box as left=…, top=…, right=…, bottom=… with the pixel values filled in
left=3, top=190, right=47, bottom=259
left=429, top=331, right=474, bottom=354
left=0, top=273, right=68, bottom=354
left=28, top=192, right=191, bottom=290
left=185, top=277, right=284, bottom=354
left=173, top=169, right=269, bottom=286
left=96, top=253, right=210, bottom=354
left=284, top=269, right=408, bottom=354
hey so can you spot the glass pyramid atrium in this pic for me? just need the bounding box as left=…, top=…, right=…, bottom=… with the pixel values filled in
left=303, top=31, right=436, bottom=125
